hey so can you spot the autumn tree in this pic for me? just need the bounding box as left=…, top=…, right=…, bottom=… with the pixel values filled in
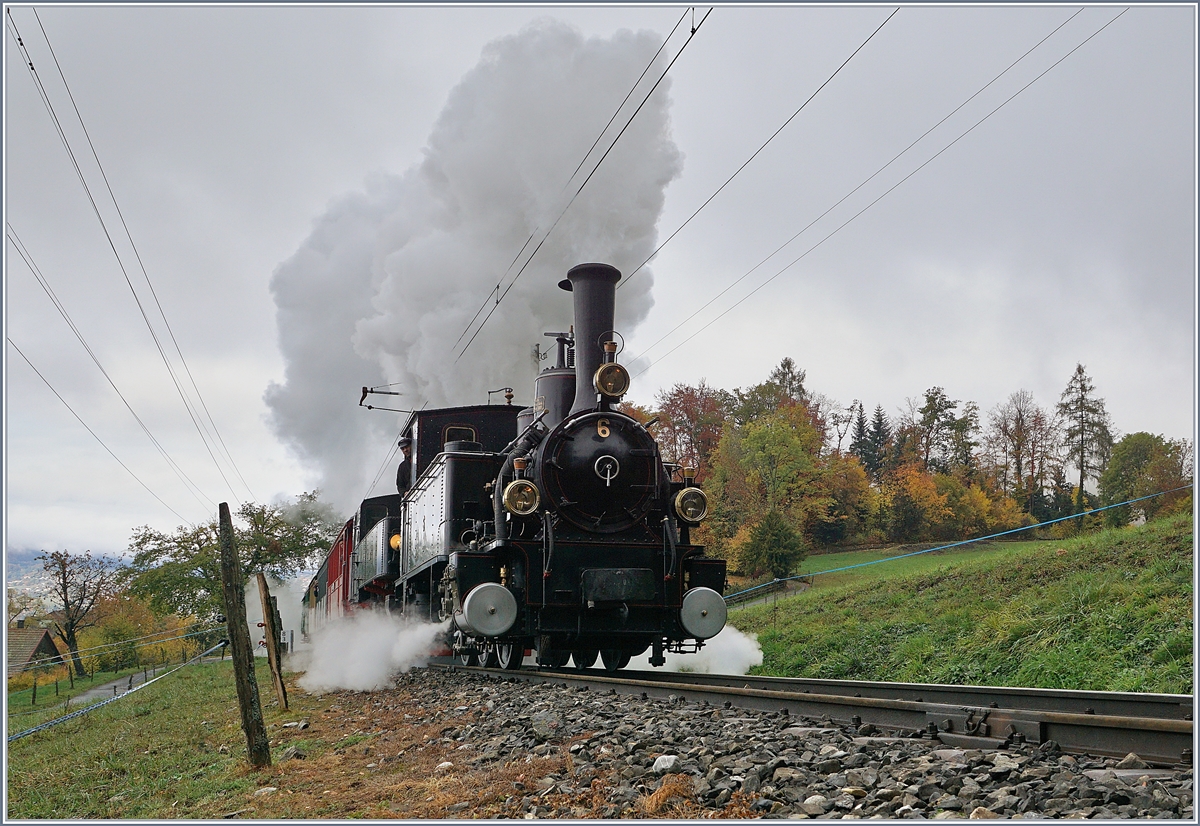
left=1099, top=433, right=1192, bottom=525
left=882, top=464, right=951, bottom=542
left=38, top=550, right=121, bottom=677
left=1056, top=364, right=1114, bottom=512
left=985, top=390, right=1062, bottom=516
left=653, top=380, right=735, bottom=480
left=731, top=357, right=807, bottom=426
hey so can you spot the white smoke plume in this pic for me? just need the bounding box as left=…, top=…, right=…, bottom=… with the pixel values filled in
left=266, top=19, right=682, bottom=510
left=626, top=625, right=764, bottom=675
left=297, top=612, right=450, bottom=693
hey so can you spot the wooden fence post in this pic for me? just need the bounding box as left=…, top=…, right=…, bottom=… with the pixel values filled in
left=255, top=573, right=288, bottom=710
left=218, top=502, right=272, bottom=768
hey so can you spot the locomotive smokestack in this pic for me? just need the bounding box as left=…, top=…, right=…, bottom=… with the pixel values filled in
left=559, top=263, right=621, bottom=417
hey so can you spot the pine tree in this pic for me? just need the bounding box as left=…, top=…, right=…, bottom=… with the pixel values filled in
left=1055, top=364, right=1114, bottom=513
left=866, top=405, right=892, bottom=481
left=849, top=404, right=870, bottom=467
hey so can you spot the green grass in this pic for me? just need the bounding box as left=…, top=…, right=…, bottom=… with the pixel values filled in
left=7, top=663, right=171, bottom=732
left=6, top=660, right=294, bottom=819
left=731, top=511, right=1193, bottom=694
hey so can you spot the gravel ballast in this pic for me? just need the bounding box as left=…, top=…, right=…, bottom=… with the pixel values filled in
left=374, top=668, right=1194, bottom=819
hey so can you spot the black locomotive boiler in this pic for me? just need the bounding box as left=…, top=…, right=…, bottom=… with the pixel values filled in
left=304, top=263, right=727, bottom=671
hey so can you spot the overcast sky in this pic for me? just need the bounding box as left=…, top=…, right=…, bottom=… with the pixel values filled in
left=4, top=4, right=1195, bottom=558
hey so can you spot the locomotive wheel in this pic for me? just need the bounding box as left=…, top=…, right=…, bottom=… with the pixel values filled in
left=481, top=642, right=500, bottom=669
left=496, top=641, right=525, bottom=670
left=456, top=632, right=480, bottom=667
left=600, top=649, right=632, bottom=672
left=570, top=649, right=598, bottom=670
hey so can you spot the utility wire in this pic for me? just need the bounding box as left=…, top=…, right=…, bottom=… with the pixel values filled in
left=7, top=9, right=246, bottom=505
left=629, top=6, right=1085, bottom=364
left=8, top=227, right=216, bottom=513
left=30, top=8, right=257, bottom=504
left=618, top=6, right=900, bottom=293
left=634, top=8, right=1128, bottom=379
left=450, top=7, right=691, bottom=351
left=6, top=337, right=192, bottom=525
left=454, top=8, right=714, bottom=362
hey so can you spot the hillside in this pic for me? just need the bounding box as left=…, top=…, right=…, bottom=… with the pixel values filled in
left=729, top=511, right=1193, bottom=694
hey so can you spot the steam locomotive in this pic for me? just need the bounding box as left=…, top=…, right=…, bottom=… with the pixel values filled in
left=303, top=263, right=727, bottom=671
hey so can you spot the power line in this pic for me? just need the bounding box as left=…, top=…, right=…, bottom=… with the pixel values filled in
left=8, top=227, right=217, bottom=513
left=629, top=6, right=1086, bottom=365
left=7, top=8, right=249, bottom=505
left=450, top=7, right=692, bottom=352
left=6, top=337, right=193, bottom=525
left=30, top=8, right=257, bottom=504
left=618, top=6, right=900, bottom=293
left=454, top=8, right=714, bottom=362
left=634, top=7, right=1128, bottom=379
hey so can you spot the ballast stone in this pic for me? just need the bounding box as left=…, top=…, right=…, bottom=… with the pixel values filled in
left=350, top=668, right=1194, bottom=819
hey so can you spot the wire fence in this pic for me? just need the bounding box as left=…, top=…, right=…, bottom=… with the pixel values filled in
left=17, top=625, right=223, bottom=671
left=7, top=642, right=226, bottom=743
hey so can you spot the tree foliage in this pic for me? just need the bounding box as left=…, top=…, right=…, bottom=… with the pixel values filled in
left=1099, top=433, right=1192, bottom=525
left=122, top=492, right=341, bottom=622
left=739, top=510, right=807, bottom=579
left=653, top=380, right=734, bottom=481
left=642, top=356, right=1178, bottom=566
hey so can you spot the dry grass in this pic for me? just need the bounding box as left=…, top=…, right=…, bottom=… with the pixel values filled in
left=191, top=678, right=753, bottom=819
left=9, top=662, right=758, bottom=819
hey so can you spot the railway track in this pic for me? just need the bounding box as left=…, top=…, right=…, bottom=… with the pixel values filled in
left=431, top=662, right=1193, bottom=767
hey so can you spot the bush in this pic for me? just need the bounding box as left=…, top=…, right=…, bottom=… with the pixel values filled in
left=740, top=510, right=807, bottom=579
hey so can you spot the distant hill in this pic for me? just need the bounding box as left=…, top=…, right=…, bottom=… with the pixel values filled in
left=5, top=548, right=51, bottom=595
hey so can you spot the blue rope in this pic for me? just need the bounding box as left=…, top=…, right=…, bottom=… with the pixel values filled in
left=724, top=483, right=1193, bottom=603
left=7, top=642, right=226, bottom=743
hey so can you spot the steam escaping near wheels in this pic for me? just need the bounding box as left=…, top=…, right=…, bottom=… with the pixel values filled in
left=624, top=626, right=763, bottom=675
left=298, top=612, right=450, bottom=693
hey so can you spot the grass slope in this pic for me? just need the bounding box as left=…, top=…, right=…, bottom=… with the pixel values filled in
left=730, top=512, right=1193, bottom=694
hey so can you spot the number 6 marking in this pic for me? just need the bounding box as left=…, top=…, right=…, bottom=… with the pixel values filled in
left=597, top=418, right=610, bottom=438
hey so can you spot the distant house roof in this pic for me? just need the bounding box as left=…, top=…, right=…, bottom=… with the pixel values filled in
left=7, top=627, right=63, bottom=674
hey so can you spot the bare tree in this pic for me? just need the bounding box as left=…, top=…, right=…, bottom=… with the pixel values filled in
left=38, top=550, right=120, bottom=677
left=6, top=588, right=41, bottom=627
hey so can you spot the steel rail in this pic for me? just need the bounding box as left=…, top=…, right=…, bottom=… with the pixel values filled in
left=430, top=663, right=1193, bottom=767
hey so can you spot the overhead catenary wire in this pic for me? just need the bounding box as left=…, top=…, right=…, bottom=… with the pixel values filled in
left=634, top=8, right=1129, bottom=379
left=6, top=337, right=193, bottom=525
left=7, top=227, right=216, bottom=515
left=28, top=8, right=256, bottom=504
left=628, top=6, right=1086, bottom=365
left=454, top=7, right=714, bottom=363
left=618, top=6, right=900, bottom=293
left=450, top=7, right=694, bottom=353
left=7, top=9, right=249, bottom=506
